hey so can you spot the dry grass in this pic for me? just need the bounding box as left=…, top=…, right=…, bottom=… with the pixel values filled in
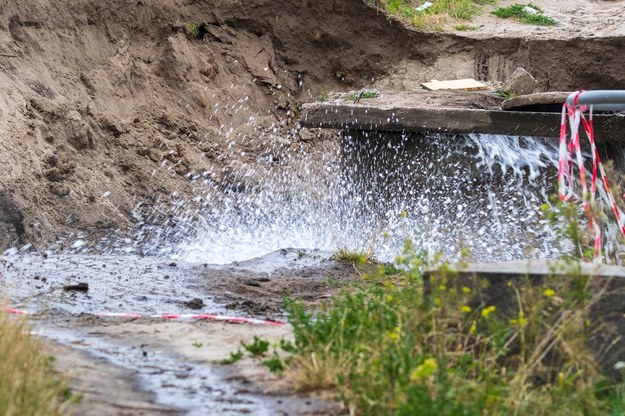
left=0, top=312, right=73, bottom=416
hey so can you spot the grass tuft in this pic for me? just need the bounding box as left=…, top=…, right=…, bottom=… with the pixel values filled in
left=186, top=21, right=200, bottom=37
left=381, top=0, right=495, bottom=31
left=492, top=3, right=558, bottom=26
left=331, top=247, right=374, bottom=265
left=0, top=312, right=74, bottom=415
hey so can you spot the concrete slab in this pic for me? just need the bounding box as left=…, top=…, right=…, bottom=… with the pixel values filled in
left=301, top=101, right=625, bottom=140
left=502, top=91, right=570, bottom=112
left=424, top=260, right=625, bottom=379
left=429, top=259, right=625, bottom=279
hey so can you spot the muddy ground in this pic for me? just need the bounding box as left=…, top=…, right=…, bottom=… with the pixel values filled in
left=5, top=250, right=360, bottom=414
left=1, top=0, right=625, bottom=414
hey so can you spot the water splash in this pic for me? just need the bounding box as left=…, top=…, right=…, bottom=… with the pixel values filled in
left=129, top=130, right=565, bottom=264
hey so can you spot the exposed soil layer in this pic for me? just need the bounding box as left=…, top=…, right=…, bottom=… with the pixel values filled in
left=1, top=0, right=624, bottom=251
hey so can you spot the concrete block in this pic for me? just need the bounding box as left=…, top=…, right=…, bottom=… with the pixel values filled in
left=503, top=67, right=538, bottom=96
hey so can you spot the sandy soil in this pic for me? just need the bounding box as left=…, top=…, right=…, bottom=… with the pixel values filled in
left=467, top=0, right=625, bottom=39
left=1, top=0, right=625, bottom=414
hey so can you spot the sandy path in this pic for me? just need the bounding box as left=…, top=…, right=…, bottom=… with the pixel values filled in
left=467, top=0, right=625, bottom=38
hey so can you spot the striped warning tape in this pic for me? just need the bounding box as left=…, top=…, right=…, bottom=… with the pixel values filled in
left=1, top=307, right=284, bottom=326
left=558, top=90, right=625, bottom=262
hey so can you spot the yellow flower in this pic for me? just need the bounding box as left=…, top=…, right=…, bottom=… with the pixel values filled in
left=462, top=286, right=472, bottom=294
left=481, top=305, right=496, bottom=318
left=510, top=315, right=527, bottom=327
left=438, top=284, right=447, bottom=292
left=434, top=297, right=441, bottom=306
left=460, top=305, right=472, bottom=314
left=410, top=358, right=438, bottom=382
left=387, top=327, right=400, bottom=341
left=543, top=288, right=556, bottom=297
left=470, top=323, right=477, bottom=334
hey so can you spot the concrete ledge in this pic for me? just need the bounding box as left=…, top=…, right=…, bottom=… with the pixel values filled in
left=300, top=102, right=625, bottom=140
left=424, top=260, right=625, bottom=379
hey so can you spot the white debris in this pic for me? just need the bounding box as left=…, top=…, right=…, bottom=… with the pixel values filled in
left=415, top=2, right=433, bottom=12
left=522, top=5, right=539, bottom=15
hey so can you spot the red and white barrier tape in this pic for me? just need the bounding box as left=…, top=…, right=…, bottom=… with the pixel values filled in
left=1, top=307, right=284, bottom=326
left=558, top=90, right=625, bottom=262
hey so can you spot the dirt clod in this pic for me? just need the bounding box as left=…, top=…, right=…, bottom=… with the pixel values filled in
left=63, top=282, right=89, bottom=292
left=184, top=298, right=205, bottom=310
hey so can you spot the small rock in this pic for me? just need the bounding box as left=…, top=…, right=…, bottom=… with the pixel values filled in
left=49, top=183, right=70, bottom=197
left=200, top=64, right=215, bottom=79
left=184, top=298, right=205, bottom=309
left=63, top=282, right=89, bottom=292
left=244, top=279, right=261, bottom=287
left=502, top=67, right=538, bottom=96
left=44, top=168, right=64, bottom=182
left=298, top=128, right=316, bottom=142
left=45, top=154, right=59, bottom=167
left=136, top=147, right=150, bottom=157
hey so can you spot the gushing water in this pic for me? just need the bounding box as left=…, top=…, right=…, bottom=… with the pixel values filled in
left=128, top=130, right=564, bottom=264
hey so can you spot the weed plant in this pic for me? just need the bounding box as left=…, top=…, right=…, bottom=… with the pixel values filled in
left=0, top=313, right=74, bottom=415
left=331, top=247, right=374, bottom=265
left=271, top=242, right=625, bottom=415
left=186, top=21, right=200, bottom=37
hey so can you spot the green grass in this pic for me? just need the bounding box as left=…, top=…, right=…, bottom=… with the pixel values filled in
left=454, top=24, right=479, bottom=31
left=349, top=90, right=380, bottom=101
left=497, top=89, right=518, bottom=99
left=186, top=21, right=200, bottom=37
left=492, top=3, right=557, bottom=26
left=0, top=313, right=74, bottom=415
left=273, top=244, right=625, bottom=415
left=381, top=0, right=496, bottom=30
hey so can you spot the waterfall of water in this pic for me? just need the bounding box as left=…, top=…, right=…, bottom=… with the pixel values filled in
left=163, top=131, right=566, bottom=264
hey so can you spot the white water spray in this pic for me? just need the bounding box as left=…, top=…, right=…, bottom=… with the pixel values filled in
left=129, top=130, right=566, bottom=264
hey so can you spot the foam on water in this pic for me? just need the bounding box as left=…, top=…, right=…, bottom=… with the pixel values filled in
left=130, top=130, right=566, bottom=264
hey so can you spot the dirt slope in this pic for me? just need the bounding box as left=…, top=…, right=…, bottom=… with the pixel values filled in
left=0, top=0, right=624, bottom=251
left=0, top=0, right=404, bottom=250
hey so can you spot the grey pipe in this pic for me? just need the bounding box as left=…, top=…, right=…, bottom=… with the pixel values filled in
left=566, top=90, right=625, bottom=112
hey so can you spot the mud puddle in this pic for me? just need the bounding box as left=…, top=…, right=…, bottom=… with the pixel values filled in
left=1, top=249, right=353, bottom=415
left=1, top=253, right=224, bottom=315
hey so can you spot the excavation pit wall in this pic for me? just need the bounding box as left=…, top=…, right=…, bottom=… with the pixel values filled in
left=1, top=0, right=625, bottom=249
